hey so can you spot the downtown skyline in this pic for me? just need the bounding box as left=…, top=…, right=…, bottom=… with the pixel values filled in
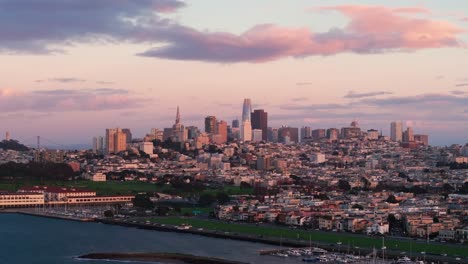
left=0, top=0, right=467, bottom=146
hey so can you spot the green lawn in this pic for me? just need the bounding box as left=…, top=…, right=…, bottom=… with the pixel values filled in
left=0, top=180, right=252, bottom=197
left=180, top=207, right=213, bottom=215
left=149, top=217, right=468, bottom=257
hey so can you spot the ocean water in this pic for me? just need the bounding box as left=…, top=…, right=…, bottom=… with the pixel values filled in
left=0, top=214, right=300, bottom=264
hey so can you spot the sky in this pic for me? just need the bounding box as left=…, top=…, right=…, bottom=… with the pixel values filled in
left=0, top=0, right=467, bottom=147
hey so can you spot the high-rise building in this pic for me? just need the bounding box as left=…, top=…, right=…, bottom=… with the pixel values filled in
left=312, top=129, right=326, bottom=140
left=367, top=129, right=379, bottom=140
left=242, top=98, right=252, bottom=122
left=232, top=119, right=240, bottom=129
left=122, top=129, right=132, bottom=143
left=205, top=116, right=217, bottom=134
left=278, top=126, right=299, bottom=143
left=216, top=120, right=228, bottom=144
left=251, top=109, right=268, bottom=141
left=327, top=128, right=339, bottom=141
left=163, top=128, right=173, bottom=141
left=414, top=134, right=429, bottom=145
left=341, top=121, right=361, bottom=139
left=300, top=127, right=312, bottom=142
left=390, top=121, right=403, bottom=142
left=403, top=127, right=414, bottom=142
left=268, top=127, right=279, bottom=143
left=106, top=128, right=127, bottom=154
left=252, top=129, right=263, bottom=142
left=5, top=131, right=10, bottom=141
left=92, top=137, right=98, bottom=152
left=241, top=120, right=252, bottom=142
left=98, top=136, right=104, bottom=153
left=186, top=126, right=200, bottom=140
left=172, top=106, right=187, bottom=143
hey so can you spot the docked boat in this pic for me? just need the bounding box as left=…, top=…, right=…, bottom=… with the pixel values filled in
left=302, top=256, right=319, bottom=262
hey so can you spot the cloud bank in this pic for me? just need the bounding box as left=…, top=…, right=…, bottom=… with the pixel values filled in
left=0, top=1, right=463, bottom=62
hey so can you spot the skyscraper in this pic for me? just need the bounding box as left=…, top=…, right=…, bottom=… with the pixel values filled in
left=232, top=119, right=240, bottom=128
left=403, top=126, right=414, bottom=142
left=172, top=106, right=187, bottom=142
left=5, top=131, right=10, bottom=141
left=122, top=128, right=132, bottom=143
left=390, top=121, right=403, bottom=142
left=217, top=120, right=228, bottom=144
left=205, top=116, right=217, bottom=134
left=242, top=98, right=252, bottom=122
left=327, top=128, right=339, bottom=141
left=241, top=120, right=252, bottom=142
left=300, top=126, right=312, bottom=142
left=241, top=99, right=252, bottom=142
left=251, top=109, right=268, bottom=141
left=106, top=128, right=127, bottom=154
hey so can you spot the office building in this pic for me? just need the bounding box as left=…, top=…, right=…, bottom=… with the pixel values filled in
left=122, top=128, right=132, bottom=143
left=216, top=120, right=228, bottom=144
left=252, top=129, right=263, bottom=142
left=312, top=129, right=326, bottom=140
left=242, top=98, right=252, bottom=122
left=390, top=121, right=403, bottom=142
left=403, top=127, right=414, bottom=142
left=241, top=120, right=252, bottom=142
left=414, top=134, right=429, bottom=145
left=205, top=116, right=217, bottom=134
left=278, top=126, right=299, bottom=143
left=106, top=128, right=127, bottom=154
left=232, top=119, right=240, bottom=129
left=172, top=106, right=187, bottom=143
left=300, top=127, right=312, bottom=142
left=367, top=129, right=379, bottom=140
left=327, top=128, right=339, bottom=141
left=251, top=109, right=268, bottom=141
left=268, top=127, right=279, bottom=143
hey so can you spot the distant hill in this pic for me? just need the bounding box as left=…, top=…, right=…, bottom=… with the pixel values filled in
left=0, top=140, right=29, bottom=151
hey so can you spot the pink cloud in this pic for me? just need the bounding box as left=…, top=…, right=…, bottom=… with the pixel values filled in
left=141, top=5, right=464, bottom=62
left=0, top=88, right=146, bottom=112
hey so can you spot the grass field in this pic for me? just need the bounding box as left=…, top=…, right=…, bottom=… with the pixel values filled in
left=149, top=217, right=468, bottom=257
left=0, top=180, right=253, bottom=197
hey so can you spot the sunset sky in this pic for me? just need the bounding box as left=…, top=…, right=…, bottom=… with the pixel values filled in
left=0, top=0, right=467, bottom=146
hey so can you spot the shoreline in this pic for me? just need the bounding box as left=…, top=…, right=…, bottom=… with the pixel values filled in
left=77, top=252, right=248, bottom=264
left=2, top=211, right=467, bottom=264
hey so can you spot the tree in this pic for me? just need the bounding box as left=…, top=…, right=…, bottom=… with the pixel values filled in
left=133, top=194, right=154, bottom=210
left=240, top=181, right=251, bottom=189
left=216, top=192, right=230, bottom=205
left=198, top=193, right=216, bottom=206
left=352, top=204, right=364, bottom=210
left=386, top=195, right=399, bottom=204
left=338, top=180, right=351, bottom=191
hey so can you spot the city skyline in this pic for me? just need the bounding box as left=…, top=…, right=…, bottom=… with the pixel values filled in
left=0, top=0, right=467, bottom=145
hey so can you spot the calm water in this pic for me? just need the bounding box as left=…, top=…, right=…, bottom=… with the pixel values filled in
left=0, top=214, right=301, bottom=264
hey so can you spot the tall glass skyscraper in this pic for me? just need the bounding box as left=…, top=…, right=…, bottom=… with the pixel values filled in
left=241, top=98, right=252, bottom=141
left=242, top=98, right=252, bottom=122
